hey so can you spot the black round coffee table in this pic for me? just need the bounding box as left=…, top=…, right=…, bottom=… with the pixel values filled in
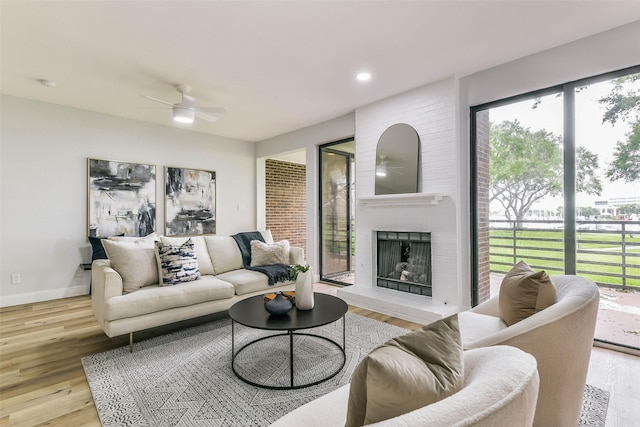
left=229, top=292, right=348, bottom=390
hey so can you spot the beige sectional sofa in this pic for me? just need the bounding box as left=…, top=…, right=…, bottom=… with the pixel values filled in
left=91, top=231, right=303, bottom=349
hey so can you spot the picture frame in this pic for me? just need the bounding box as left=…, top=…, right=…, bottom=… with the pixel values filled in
left=165, top=166, right=216, bottom=236
left=87, top=158, right=156, bottom=237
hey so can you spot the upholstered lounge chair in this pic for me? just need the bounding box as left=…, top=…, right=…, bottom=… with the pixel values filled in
left=458, top=275, right=600, bottom=427
left=270, top=345, right=539, bottom=426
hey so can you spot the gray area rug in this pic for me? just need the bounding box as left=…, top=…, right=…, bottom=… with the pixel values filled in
left=83, top=313, right=609, bottom=427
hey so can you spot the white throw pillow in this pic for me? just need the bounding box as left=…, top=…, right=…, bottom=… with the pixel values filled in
left=250, top=240, right=290, bottom=266
left=159, top=235, right=214, bottom=275
left=107, top=232, right=158, bottom=243
left=102, top=239, right=159, bottom=293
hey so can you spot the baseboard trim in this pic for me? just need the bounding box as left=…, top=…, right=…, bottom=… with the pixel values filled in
left=1, top=285, right=89, bottom=308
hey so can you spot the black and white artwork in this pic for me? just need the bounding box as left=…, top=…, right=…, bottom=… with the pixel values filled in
left=165, top=167, right=216, bottom=236
left=88, top=158, right=156, bottom=237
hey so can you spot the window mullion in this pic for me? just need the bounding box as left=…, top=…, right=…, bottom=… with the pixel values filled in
left=563, top=84, right=577, bottom=275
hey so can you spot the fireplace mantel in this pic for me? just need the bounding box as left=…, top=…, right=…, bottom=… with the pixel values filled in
left=357, top=193, right=447, bottom=208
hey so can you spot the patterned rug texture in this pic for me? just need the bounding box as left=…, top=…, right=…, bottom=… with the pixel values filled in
left=82, top=313, right=609, bottom=427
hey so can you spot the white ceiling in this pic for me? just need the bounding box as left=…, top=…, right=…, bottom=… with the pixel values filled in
left=2, top=1, right=640, bottom=142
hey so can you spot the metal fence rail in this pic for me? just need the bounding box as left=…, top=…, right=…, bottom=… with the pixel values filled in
left=489, top=219, right=640, bottom=289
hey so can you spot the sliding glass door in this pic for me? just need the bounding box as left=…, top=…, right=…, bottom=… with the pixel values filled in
left=319, top=139, right=355, bottom=285
left=472, top=66, right=640, bottom=351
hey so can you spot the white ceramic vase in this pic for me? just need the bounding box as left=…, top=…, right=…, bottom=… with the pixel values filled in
left=295, top=267, right=314, bottom=310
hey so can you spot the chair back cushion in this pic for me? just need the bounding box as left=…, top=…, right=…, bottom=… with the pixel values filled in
left=499, top=261, right=556, bottom=325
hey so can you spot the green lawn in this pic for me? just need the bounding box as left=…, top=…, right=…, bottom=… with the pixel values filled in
left=489, top=228, right=640, bottom=287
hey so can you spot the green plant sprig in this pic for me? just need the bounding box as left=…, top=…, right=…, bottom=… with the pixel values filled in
left=289, top=263, right=310, bottom=280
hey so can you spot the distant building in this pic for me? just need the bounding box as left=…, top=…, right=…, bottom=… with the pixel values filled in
left=594, top=196, right=640, bottom=217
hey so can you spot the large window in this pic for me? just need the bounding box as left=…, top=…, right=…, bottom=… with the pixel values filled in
left=472, top=66, right=640, bottom=351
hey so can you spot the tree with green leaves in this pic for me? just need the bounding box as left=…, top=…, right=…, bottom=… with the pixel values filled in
left=576, top=146, right=603, bottom=195
left=579, top=207, right=600, bottom=218
left=599, top=74, right=640, bottom=125
left=490, top=120, right=601, bottom=224
left=606, top=121, right=640, bottom=182
left=599, top=73, right=640, bottom=183
left=618, top=204, right=640, bottom=216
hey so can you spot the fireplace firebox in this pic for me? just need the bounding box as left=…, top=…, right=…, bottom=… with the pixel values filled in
left=376, top=231, right=432, bottom=296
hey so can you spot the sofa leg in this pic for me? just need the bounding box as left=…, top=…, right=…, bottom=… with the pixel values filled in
left=129, top=332, right=133, bottom=352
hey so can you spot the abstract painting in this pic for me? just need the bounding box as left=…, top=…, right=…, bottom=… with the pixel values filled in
left=165, top=167, right=216, bottom=236
left=88, top=158, right=156, bottom=237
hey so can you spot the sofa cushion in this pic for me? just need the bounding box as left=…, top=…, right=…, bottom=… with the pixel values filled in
left=103, top=276, right=235, bottom=321
left=102, top=239, right=159, bottom=293
left=160, top=235, right=215, bottom=275
left=155, top=239, right=201, bottom=285
left=499, top=261, right=557, bottom=326
left=458, top=311, right=507, bottom=347
left=345, top=314, right=463, bottom=426
left=250, top=240, right=290, bottom=266
left=108, top=232, right=158, bottom=242
left=204, top=235, right=243, bottom=274
left=260, top=229, right=274, bottom=244
left=216, top=269, right=291, bottom=295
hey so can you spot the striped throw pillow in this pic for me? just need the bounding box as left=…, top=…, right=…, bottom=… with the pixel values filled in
left=155, top=238, right=201, bottom=285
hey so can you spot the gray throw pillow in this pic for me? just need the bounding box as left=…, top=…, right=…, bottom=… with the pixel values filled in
left=499, top=261, right=557, bottom=326
left=345, top=314, right=464, bottom=426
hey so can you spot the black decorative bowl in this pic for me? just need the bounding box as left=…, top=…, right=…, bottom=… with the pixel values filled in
left=264, top=291, right=294, bottom=316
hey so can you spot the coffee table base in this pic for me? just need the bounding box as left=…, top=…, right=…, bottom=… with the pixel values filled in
left=231, top=319, right=346, bottom=390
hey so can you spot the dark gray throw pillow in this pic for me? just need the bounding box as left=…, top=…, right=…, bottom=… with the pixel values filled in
left=89, top=234, right=124, bottom=261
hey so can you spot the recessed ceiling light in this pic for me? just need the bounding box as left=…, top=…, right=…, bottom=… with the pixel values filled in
left=356, top=72, right=371, bottom=81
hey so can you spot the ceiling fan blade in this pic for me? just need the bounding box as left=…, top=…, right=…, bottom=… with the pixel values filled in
left=195, top=111, right=220, bottom=123
left=142, top=95, right=175, bottom=107
left=174, top=103, right=225, bottom=114
left=182, top=94, right=197, bottom=104
left=193, top=106, right=227, bottom=114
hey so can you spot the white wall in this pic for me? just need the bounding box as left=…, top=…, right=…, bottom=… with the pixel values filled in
left=0, top=95, right=256, bottom=306
left=354, top=77, right=466, bottom=307
left=255, top=113, right=355, bottom=275
left=461, top=21, right=640, bottom=109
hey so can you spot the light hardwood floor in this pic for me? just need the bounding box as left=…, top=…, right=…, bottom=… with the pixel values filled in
left=0, top=285, right=637, bottom=426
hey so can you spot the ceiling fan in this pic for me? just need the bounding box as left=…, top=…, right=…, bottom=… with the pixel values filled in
left=142, top=84, right=227, bottom=124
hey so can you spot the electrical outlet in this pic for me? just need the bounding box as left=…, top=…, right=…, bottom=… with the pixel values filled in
left=11, top=274, right=21, bottom=284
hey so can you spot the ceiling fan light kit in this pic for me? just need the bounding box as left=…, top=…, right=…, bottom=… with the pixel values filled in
left=143, top=84, right=226, bottom=125
left=173, top=106, right=195, bottom=124
left=376, top=161, right=388, bottom=177
left=376, top=157, right=388, bottom=177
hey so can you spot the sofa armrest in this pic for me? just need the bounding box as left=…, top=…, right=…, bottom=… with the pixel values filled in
left=469, top=295, right=500, bottom=317
left=91, top=259, right=124, bottom=329
left=289, top=246, right=304, bottom=265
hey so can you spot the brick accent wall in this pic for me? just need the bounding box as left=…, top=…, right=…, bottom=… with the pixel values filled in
left=265, top=159, right=306, bottom=249
left=476, top=110, right=491, bottom=303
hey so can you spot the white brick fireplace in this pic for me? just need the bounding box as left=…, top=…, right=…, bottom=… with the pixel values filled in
left=337, top=77, right=469, bottom=324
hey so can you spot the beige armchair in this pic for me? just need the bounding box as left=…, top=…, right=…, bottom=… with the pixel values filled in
left=459, top=275, right=600, bottom=427
left=270, top=345, right=539, bottom=427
